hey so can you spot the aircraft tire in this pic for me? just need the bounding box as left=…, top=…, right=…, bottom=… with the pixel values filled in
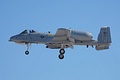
left=59, top=49, right=65, bottom=54
left=58, top=54, right=64, bottom=59
left=25, top=50, right=29, bottom=55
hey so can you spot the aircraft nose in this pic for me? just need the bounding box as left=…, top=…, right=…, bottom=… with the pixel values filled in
left=9, top=35, right=17, bottom=41
left=9, top=36, right=14, bottom=41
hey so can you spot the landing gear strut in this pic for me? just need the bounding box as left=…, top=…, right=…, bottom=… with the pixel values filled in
left=58, top=49, right=65, bottom=59
left=25, top=43, right=30, bottom=55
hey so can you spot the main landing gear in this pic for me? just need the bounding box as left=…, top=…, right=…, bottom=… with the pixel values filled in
left=58, top=49, right=65, bottom=60
left=24, top=43, right=66, bottom=59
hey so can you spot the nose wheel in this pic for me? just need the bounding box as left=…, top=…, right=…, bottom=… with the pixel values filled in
left=25, top=50, right=29, bottom=55
left=58, top=49, right=65, bottom=59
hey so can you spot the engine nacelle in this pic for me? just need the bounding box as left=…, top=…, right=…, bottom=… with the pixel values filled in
left=54, top=28, right=93, bottom=41
left=70, top=30, right=93, bottom=41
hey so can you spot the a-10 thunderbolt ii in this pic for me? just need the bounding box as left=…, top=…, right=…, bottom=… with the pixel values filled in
left=9, top=26, right=112, bottom=59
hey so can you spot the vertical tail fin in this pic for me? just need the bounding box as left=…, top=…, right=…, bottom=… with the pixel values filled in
left=96, top=27, right=112, bottom=50
left=98, top=27, right=111, bottom=43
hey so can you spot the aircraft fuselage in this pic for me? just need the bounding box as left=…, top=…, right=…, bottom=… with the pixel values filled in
left=9, top=29, right=93, bottom=45
left=9, top=27, right=111, bottom=59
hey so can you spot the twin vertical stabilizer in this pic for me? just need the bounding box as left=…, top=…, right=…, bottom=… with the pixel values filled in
left=96, top=27, right=112, bottom=50
left=98, top=27, right=111, bottom=43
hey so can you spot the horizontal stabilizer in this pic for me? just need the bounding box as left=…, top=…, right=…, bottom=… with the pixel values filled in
left=96, top=45, right=109, bottom=50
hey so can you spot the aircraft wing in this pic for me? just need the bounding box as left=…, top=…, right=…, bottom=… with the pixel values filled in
left=46, top=28, right=74, bottom=49
left=53, top=28, right=71, bottom=41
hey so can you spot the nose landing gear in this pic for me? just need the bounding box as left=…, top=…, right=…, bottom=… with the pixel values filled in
left=25, top=43, right=31, bottom=55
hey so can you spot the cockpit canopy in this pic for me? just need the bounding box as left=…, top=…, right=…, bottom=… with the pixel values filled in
left=20, top=30, right=36, bottom=34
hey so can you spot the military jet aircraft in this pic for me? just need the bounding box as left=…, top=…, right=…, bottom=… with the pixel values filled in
left=9, top=27, right=111, bottom=59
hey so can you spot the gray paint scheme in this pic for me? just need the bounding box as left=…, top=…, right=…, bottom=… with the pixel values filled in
left=9, top=27, right=111, bottom=50
left=9, top=27, right=112, bottom=59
